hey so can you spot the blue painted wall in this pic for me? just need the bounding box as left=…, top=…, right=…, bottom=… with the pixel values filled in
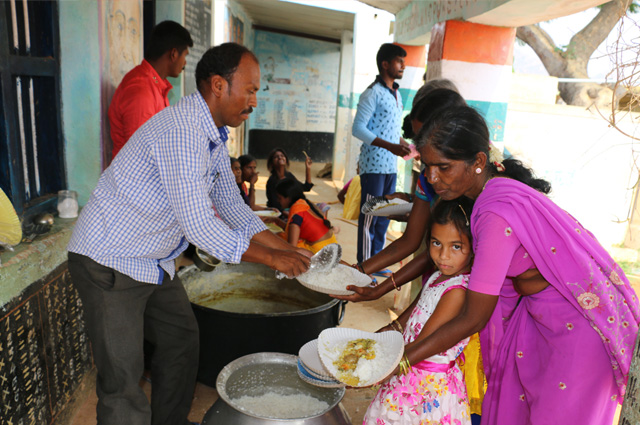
left=59, top=1, right=102, bottom=205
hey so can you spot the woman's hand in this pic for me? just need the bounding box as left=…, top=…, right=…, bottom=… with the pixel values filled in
left=249, top=172, right=259, bottom=185
left=385, top=192, right=411, bottom=202
left=305, top=155, right=313, bottom=169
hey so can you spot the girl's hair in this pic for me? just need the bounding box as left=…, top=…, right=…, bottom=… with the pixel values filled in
left=266, top=148, right=290, bottom=174
left=416, top=105, right=551, bottom=194
left=403, top=88, right=467, bottom=139
left=429, top=197, right=474, bottom=245
left=275, top=178, right=332, bottom=229
left=230, top=156, right=238, bottom=166
left=238, top=154, right=256, bottom=169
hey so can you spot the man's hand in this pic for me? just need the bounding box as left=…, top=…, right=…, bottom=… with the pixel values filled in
left=270, top=249, right=311, bottom=277
left=386, top=143, right=412, bottom=158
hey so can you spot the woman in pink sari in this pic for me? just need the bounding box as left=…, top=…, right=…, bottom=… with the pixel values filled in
left=396, top=105, right=640, bottom=424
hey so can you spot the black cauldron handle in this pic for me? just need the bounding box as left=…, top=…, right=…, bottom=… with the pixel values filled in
left=336, top=300, right=348, bottom=325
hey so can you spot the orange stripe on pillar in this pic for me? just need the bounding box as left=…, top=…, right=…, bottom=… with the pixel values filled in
left=428, top=20, right=515, bottom=66
left=396, top=43, right=426, bottom=68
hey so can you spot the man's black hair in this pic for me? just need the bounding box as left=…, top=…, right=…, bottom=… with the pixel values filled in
left=376, top=43, right=407, bottom=73
left=144, top=21, right=193, bottom=61
left=195, top=42, right=259, bottom=92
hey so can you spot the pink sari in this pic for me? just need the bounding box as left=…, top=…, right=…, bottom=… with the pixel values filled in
left=471, top=178, right=640, bottom=424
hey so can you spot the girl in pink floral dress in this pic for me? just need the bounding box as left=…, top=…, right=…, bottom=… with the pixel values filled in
left=364, top=199, right=474, bottom=425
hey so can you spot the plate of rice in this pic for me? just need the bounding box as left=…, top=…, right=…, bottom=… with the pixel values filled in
left=361, top=198, right=413, bottom=217
left=295, top=264, right=372, bottom=296
left=318, top=328, right=404, bottom=387
left=253, top=210, right=279, bottom=217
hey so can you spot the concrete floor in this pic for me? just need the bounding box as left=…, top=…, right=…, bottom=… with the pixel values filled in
left=67, top=160, right=637, bottom=425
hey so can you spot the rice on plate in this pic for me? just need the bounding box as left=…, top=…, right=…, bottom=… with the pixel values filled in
left=296, top=264, right=372, bottom=295
left=318, top=328, right=404, bottom=387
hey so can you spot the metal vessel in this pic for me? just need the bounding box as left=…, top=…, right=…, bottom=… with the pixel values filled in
left=202, top=353, right=350, bottom=425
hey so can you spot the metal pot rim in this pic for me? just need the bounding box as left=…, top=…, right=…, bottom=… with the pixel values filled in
left=216, top=352, right=345, bottom=421
left=190, top=297, right=341, bottom=318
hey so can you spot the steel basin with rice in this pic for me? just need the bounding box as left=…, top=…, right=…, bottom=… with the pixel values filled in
left=202, top=352, right=350, bottom=424
left=180, top=263, right=347, bottom=386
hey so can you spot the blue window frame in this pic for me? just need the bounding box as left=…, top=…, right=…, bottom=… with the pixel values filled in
left=0, top=0, right=65, bottom=216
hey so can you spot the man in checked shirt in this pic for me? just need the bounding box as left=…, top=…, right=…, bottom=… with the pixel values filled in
left=67, top=43, right=311, bottom=425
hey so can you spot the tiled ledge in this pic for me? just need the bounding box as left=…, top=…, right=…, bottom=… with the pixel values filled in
left=0, top=217, right=76, bottom=308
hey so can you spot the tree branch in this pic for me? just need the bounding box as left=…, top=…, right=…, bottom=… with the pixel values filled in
left=568, top=0, right=631, bottom=64
left=516, top=25, right=567, bottom=76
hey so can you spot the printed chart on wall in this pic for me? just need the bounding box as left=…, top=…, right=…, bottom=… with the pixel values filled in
left=250, top=31, right=340, bottom=134
left=184, top=0, right=211, bottom=96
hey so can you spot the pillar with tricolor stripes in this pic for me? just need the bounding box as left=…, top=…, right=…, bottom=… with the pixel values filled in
left=426, top=20, right=516, bottom=150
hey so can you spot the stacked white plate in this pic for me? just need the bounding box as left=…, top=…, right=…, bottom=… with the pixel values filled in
left=297, top=339, right=345, bottom=388
left=317, top=328, right=404, bottom=387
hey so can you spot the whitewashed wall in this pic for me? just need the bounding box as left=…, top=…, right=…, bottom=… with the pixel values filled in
left=504, top=102, right=639, bottom=248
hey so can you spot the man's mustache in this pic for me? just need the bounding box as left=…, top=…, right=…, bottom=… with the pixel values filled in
left=242, top=107, right=254, bottom=115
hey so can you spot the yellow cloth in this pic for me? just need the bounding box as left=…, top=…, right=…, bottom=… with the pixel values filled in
left=342, top=175, right=361, bottom=220
left=462, top=332, right=486, bottom=415
left=297, top=233, right=338, bottom=254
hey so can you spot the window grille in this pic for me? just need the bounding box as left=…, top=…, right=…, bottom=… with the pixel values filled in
left=0, top=0, right=65, bottom=216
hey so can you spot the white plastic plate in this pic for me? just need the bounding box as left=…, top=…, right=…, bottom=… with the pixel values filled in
left=362, top=198, right=413, bottom=217
left=318, top=328, right=404, bottom=387
left=298, top=339, right=332, bottom=378
left=253, top=210, right=279, bottom=217
left=295, top=264, right=372, bottom=296
left=297, top=359, right=345, bottom=388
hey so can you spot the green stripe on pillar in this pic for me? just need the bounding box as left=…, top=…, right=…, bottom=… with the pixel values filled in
left=467, top=100, right=508, bottom=143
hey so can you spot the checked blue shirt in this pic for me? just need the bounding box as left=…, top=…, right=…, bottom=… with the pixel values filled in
left=352, top=76, right=404, bottom=175
left=68, top=91, right=266, bottom=284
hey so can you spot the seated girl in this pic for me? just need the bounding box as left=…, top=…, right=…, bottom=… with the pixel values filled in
left=265, top=148, right=313, bottom=212
left=237, top=154, right=273, bottom=212
left=270, top=178, right=336, bottom=254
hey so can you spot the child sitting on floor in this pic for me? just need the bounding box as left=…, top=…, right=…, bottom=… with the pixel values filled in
left=268, top=178, right=337, bottom=254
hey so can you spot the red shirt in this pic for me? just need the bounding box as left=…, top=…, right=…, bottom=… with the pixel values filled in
left=108, top=59, right=173, bottom=158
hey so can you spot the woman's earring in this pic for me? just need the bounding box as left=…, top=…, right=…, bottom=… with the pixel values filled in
left=475, top=167, right=482, bottom=174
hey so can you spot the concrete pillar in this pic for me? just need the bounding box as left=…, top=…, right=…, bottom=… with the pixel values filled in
left=344, top=11, right=393, bottom=184
left=395, top=44, right=426, bottom=199
left=426, top=20, right=515, bottom=149
left=332, top=30, right=355, bottom=183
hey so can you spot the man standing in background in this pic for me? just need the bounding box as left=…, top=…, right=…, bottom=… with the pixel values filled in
left=108, top=20, right=193, bottom=159
left=352, top=43, right=410, bottom=267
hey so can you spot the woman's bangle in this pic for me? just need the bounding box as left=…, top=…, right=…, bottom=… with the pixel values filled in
left=392, top=319, right=404, bottom=333
left=354, top=262, right=366, bottom=274
left=397, top=354, right=411, bottom=375
left=391, top=273, right=400, bottom=291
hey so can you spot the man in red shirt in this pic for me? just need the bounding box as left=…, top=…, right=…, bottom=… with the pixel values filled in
left=108, top=21, right=193, bottom=159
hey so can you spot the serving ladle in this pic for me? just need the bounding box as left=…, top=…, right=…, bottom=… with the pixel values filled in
left=275, top=243, right=342, bottom=279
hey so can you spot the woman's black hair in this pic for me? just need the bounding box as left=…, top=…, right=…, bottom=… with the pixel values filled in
left=266, top=148, right=290, bottom=174
left=230, top=156, right=238, bottom=166
left=238, top=154, right=256, bottom=169
left=403, top=88, right=467, bottom=139
left=429, top=197, right=474, bottom=245
left=416, top=105, right=552, bottom=194
left=275, top=178, right=332, bottom=229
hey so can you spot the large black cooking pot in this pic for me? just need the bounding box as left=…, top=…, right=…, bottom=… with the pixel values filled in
left=180, top=263, right=347, bottom=387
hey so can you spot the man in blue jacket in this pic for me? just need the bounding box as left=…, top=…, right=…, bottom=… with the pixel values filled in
left=352, top=43, right=411, bottom=266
